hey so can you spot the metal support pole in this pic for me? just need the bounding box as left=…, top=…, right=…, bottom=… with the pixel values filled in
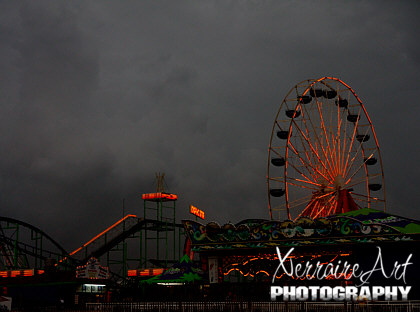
left=144, top=200, right=148, bottom=268
left=13, top=224, right=19, bottom=268
left=139, top=229, right=142, bottom=268
left=173, top=201, right=176, bottom=260
left=157, top=200, right=160, bottom=262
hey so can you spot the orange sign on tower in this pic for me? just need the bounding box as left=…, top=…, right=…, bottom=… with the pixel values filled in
left=190, top=205, right=205, bottom=220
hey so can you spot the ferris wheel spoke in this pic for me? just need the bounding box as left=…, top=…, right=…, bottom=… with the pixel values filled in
left=300, top=103, right=337, bottom=182
left=314, top=95, right=338, bottom=177
left=338, top=90, right=355, bottom=175
left=293, top=123, right=321, bottom=178
left=270, top=176, right=320, bottom=191
left=288, top=141, right=333, bottom=183
left=344, top=151, right=375, bottom=185
left=268, top=176, right=284, bottom=183
left=342, top=106, right=362, bottom=176
left=323, top=92, right=340, bottom=177
left=343, top=126, right=371, bottom=180
left=351, top=197, right=372, bottom=204
left=313, top=96, right=339, bottom=177
left=326, top=195, right=338, bottom=215
left=269, top=147, right=284, bottom=158
left=335, top=95, right=342, bottom=178
left=316, top=190, right=336, bottom=199
left=331, top=89, right=349, bottom=177
left=285, top=178, right=324, bottom=191
left=290, top=121, right=335, bottom=182
left=312, top=193, right=336, bottom=218
left=340, top=107, right=362, bottom=175
left=302, top=191, right=336, bottom=219
left=298, top=197, right=318, bottom=218
left=275, top=120, right=283, bottom=130
left=288, top=194, right=318, bottom=210
left=346, top=173, right=381, bottom=189
left=288, top=149, right=319, bottom=179
left=337, top=97, right=349, bottom=175
left=332, top=87, right=348, bottom=179
left=310, top=203, right=326, bottom=219
left=288, top=143, right=320, bottom=182
left=286, top=162, right=320, bottom=188
left=351, top=192, right=385, bottom=202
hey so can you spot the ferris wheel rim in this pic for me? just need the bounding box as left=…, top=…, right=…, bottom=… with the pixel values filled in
left=267, top=77, right=386, bottom=221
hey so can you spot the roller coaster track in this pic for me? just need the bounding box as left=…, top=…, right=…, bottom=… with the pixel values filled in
left=0, top=216, right=73, bottom=269
left=0, top=214, right=184, bottom=283
left=70, top=215, right=183, bottom=264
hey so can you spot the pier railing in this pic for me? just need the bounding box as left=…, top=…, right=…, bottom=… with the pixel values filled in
left=85, top=301, right=420, bottom=312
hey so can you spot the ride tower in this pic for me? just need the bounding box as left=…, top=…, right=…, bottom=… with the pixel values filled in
left=140, top=173, right=182, bottom=269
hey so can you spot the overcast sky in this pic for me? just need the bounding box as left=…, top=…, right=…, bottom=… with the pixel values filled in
left=1, top=1, right=419, bottom=251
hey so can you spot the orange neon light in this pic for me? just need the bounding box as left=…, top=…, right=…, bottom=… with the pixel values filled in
left=70, top=214, right=138, bottom=256
left=190, top=205, right=205, bottom=220
left=142, top=193, right=177, bottom=201
left=152, top=268, right=163, bottom=275
left=223, top=252, right=351, bottom=280
left=0, top=269, right=44, bottom=278
left=224, top=268, right=270, bottom=278
left=127, top=268, right=164, bottom=277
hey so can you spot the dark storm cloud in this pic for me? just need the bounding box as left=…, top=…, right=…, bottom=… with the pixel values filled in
left=0, top=1, right=419, bottom=250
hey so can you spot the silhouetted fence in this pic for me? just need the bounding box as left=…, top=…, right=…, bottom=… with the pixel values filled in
left=85, top=301, right=420, bottom=312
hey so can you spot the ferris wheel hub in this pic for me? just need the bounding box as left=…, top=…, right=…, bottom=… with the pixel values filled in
left=333, top=174, right=345, bottom=190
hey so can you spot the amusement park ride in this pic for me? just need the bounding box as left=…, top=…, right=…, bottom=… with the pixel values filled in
left=267, top=77, right=385, bottom=220
left=0, top=173, right=184, bottom=283
left=1, top=77, right=418, bottom=302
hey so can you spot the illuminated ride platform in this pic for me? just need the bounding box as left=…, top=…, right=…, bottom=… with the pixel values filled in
left=183, top=208, right=420, bottom=300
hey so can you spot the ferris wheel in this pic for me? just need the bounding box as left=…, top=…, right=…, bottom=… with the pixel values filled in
left=267, top=77, right=386, bottom=220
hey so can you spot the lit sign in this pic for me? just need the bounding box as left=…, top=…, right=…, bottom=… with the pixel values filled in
left=142, top=193, right=178, bottom=201
left=76, top=258, right=109, bottom=279
left=190, top=205, right=205, bottom=220
left=127, top=268, right=164, bottom=277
